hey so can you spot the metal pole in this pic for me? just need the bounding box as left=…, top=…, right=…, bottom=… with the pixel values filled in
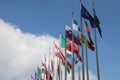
left=72, top=12, right=75, bottom=80
left=92, top=2, right=101, bottom=80
left=80, top=0, right=85, bottom=80
left=84, top=20, right=89, bottom=80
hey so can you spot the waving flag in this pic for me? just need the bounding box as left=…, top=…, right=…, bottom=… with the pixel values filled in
left=60, top=34, right=66, bottom=48
left=35, top=72, right=39, bottom=80
left=93, top=7, right=102, bottom=38
left=84, top=20, right=94, bottom=45
left=66, top=41, right=82, bottom=61
left=41, top=62, right=45, bottom=73
left=66, top=51, right=78, bottom=64
left=73, top=19, right=78, bottom=31
left=66, top=41, right=79, bottom=55
left=81, top=34, right=95, bottom=51
left=73, top=19, right=81, bottom=31
left=60, top=34, right=82, bottom=62
left=55, top=44, right=72, bottom=69
left=65, top=25, right=81, bottom=46
left=72, top=14, right=81, bottom=31
left=37, top=67, right=41, bottom=79
left=81, top=3, right=94, bottom=28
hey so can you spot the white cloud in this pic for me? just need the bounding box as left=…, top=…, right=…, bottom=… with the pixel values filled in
left=0, top=19, right=57, bottom=80
left=0, top=19, right=97, bottom=80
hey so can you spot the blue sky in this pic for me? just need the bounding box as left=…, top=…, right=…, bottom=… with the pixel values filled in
left=0, top=0, right=120, bottom=80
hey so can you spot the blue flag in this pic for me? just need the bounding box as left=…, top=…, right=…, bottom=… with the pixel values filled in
left=35, top=72, right=39, bottom=80
left=93, top=7, right=102, bottom=38
left=81, top=4, right=93, bottom=20
left=81, top=3, right=94, bottom=28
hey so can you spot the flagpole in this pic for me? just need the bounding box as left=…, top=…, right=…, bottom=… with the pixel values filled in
left=59, top=34, right=61, bottom=80
left=59, top=32, right=61, bottom=80
left=85, top=32, right=90, bottom=80
left=48, top=47, right=51, bottom=80
left=72, top=12, right=75, bottom=80
left=44, top=54, right=46, bottom=80
left=78, top=47, right=81, bottom=80
left=53, top=41, right=55, bottom=80
left=84, top=19, right=89, bottom=80
left=61, top=70, right=62, bottom=80
left=58, top=56, right=60, bottom=80
left=92, top=2, right=100, bottom=80
left=80, top=0, right=85, bottom=80
left=64, top=25, right=67, bottom=80
left=77, top=22, right=81, bottom=80
left=57, top=59, right=59, bottom=80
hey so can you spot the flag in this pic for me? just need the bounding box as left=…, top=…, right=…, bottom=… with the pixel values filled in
left=60, top=34, right=71, bottom=73
left=55, top=51, right=72, bottom=70
left=60, top=34, right=66, bottom=48
left=72, top=15, right=81, bottom=31
left=42, top=63, right=45, bottom=73
left=84, top=20, right=94, bottom=45
left=66, top=41, right=79, bottom=55
left=49, top=70, right=53, bottom=79
left=60, top=34, right=80, bottom=63
left=65, top=25, right=81, bottom=46
left=66, top=52, right=78, bottom=64
left=77, top=27, right=95, bottom=51
left=93, top=7, right=102, bottom=38
left=81, top=3, right=94, bottom=27
left=46, top=70, right=53, bottom=80
left=81, top=34, right=95, bottom=51
left=84, top=20, right=90, bottom=32
left=41, top=61, right=46, bottom=73
left=55, top=44, right=65, bottom=62
left=51, top=59, right=54, bottom=72
left=35, top=72, right=39, bottom=80
left=73, top=19, right=78, bottom=31
left=73, top=19, right=81, bottom=31
left=55, top=44, right=72, bottom=69
left=55, top=52, right=60, bottom=58
left=37, top=67, right=42, bottom=79
left=66, top=41, right=82, bottom=61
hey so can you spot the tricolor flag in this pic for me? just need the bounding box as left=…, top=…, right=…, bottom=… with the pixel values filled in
left=84, top=20, right=94, bottom=45
left=66, top=50, right=78, bottom=64
left=65, top=25, right=81, bottom=46
left=66, top=41, right=82, bottom=61
left=80, top=34, right=95, bottom=51
left=66, top=41, right=79, bottom=55
left=60, top=34, right=81, bottom=62
left=73, top=19, right=81, bottom=31
left=37, top=66, right=42, bottom=79
left=72, top=15, right=81, bottom=31
left=60, top=34, right=66, bottom=48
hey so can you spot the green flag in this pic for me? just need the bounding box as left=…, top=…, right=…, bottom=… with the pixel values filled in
left=37, top=67, right=41, bottom=78
left=60, top=34, right=66, bottom=48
